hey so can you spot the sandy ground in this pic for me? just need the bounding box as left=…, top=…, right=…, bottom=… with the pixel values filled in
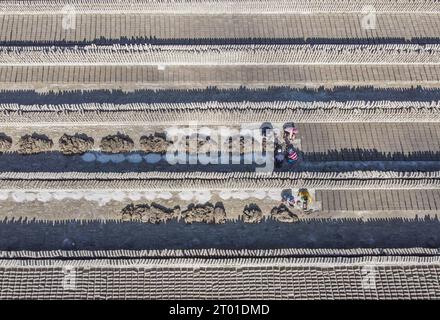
left=0, top=187, right=315, bottom=220
left=0, top=188, right=437, bottom=222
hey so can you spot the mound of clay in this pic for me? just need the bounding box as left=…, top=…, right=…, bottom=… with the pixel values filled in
left=0, top=133, right=12, bottom=152
left=121, top=203, right=147, bottom=221
left=186, top=135, right=216, bottom=153
left=139, top=133, right=171, bottom=153
left=183, top=204, right=226, bottom=224
left=270, top=205, right=299, bottom=223
left=243, top=204, right=263, bottom=223
left=121, top=203, right=175, bottom=223
left=18, top=133, right=53, bottom=154
left=59, top=133, right=94, bottom=155
left=100, top=133, right=134, bottom=153
left=142, top=203, right=176, bottom=223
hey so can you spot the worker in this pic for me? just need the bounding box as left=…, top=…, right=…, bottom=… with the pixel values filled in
left=297, top=189, right=312, bottom=210
left=282, top=193, right=297, bottom=207
left=286, top=145, right=298, bottom=164
left=284, top=124, right=298, bottom=142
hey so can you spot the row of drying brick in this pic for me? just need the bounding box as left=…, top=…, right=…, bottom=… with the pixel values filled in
left=316, top=189, right=440, bottom=212
left=1, top=13, right=439, bottom=43
left=6, top=45, right=440, bottom=65
left=1, top=263, right=439, bottom=299
left=0, top=65, right=438, bottom=88
left=1, top=171, right=440, bottom=190
left=1, top=101, right=440, bottom=124
left=298, top=123, right=440, bottom=161
left=2, top=0, right=438, bottom=14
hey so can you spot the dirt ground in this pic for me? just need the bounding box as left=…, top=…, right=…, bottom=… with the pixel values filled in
left=0, top=193, right=293, bottom=221
left=0, top=189, right=436, bottom=223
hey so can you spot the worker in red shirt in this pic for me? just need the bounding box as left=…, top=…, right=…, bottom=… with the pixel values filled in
left=286, top=145, right=298, bottom=164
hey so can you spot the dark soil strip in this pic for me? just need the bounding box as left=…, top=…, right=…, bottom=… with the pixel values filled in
left=0, top=217, right=439, bottom=251
left=0, top=152, right=440, bottom=172
left=0, top=87, right=439, bottom=105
